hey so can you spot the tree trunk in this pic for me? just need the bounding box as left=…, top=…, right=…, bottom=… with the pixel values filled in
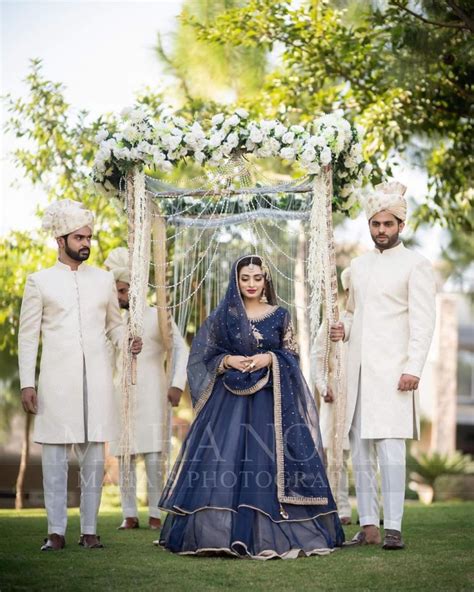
left=15, top=413, right=31, bottom=510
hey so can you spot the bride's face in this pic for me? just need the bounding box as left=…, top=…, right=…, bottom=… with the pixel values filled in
left=238, top=265, right=265, bottom=301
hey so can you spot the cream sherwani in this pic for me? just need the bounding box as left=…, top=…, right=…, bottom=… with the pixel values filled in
left=18, top=260, right=124, bottom=536
left=110, top=306, right=189, bottom=455
left=19, top=261, right=123, bottom=444
left=342, top=242, right=436, bottom=531
left=111, top=306, right=188, bottom=520
left=343, top=243, right=436, bottom=440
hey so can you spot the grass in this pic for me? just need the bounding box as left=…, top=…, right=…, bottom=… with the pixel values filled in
left=0, top=502, right=473, bottom=592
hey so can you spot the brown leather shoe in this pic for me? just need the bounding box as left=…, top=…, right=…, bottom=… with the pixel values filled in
left=78, top=534, right=104, bottom=549
left=41, top=533, right=65, bottom=551
left=117, top=517, right=139, bottom=530
left=344, top=525, right=381, bottom=546
left=383, top=529, right=405, bottom=550
left=148, top=517, right=162, bottom=530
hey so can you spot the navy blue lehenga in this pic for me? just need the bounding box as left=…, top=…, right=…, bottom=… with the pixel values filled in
left=158, top=258, right=344, bottom=559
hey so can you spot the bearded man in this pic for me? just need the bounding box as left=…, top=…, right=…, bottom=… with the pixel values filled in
left=18, top=200, right=142, bottom=551
left=330, top=182, right=436, bottom=550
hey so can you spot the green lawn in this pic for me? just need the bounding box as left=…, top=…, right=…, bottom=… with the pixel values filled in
left=0, top=502, right=473, bottom=592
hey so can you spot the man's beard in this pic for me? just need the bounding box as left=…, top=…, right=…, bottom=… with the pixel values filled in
left=119, top=302, right=129, bottom=310
left=65, top=243, right=90, bottom=261
left=373, top=232, right=399, bottom=250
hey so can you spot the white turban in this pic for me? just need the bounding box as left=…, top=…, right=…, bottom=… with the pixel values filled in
left=363, top=181, right=408, bottom=222
left=42, top=199, right=94, bottom=237
left=104, top=247, right=130, bottom=283
left=340, top=267, right=351, bottom=292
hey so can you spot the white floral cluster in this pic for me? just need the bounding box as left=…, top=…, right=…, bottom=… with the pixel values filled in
left=93, top=106, right=370, bottom=204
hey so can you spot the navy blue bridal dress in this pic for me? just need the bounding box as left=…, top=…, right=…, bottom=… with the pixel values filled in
left=158, top=258, right=345, bottom=559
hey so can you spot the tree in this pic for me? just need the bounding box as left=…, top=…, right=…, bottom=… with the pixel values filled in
left=183, top=0, right=473, bottom=232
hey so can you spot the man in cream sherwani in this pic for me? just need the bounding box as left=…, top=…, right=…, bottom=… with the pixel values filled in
left=104, top=247, right=188, bottom=531
left=330, top=181, right=436, bottom=550
left=18, top=200, right=142, bottom=551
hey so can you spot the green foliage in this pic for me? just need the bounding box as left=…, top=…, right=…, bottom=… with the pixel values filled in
left=183, top=0, right=474, bottom=231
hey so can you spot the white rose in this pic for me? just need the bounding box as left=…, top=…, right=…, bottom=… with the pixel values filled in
left=227, top=132, right=239, bottom=148
left=268, top=137, right=281, bottom=154
left=123, top=125, right=141, bottom=143
left=209, top=131, right=225, bottom=148
left=95, top=129, right=109, bottom=143
left=168, top=135, right=182, bottom=151
left=190, top=122, right=205, bottom=137
left=313, top=135, right=327, bottom=148
left=320, top=147, right=332, bottom=165
left=235, top=108, right=249, bottom=119
left=301, top=147, right=316, bottom=163
left=273, top=123, right=287, bottom=138
left=364, top=162, right=373, bottom=176
left=261, top=120, right=275, bottom=132
left=280, top=147, right=296, bottom=160
left=211, top=113, right=225, bottom=126
left=246, top=139, right=256, bottom=151
left=195, top=151, right=205, bottom=164
left=226, top=114, right=240, bottom=127
left=249, top=127, right=264, bottom=143
left=282, top=131, right=295, bottom=145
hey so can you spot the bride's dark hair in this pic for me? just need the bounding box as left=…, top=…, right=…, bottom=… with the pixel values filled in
left=236, top=255, right=278, bottom=305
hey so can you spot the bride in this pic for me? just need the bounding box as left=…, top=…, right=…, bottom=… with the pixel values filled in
left=157, top=255, right=344, bottom=559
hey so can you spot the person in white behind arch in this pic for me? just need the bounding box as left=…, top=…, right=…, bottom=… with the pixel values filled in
left=18, top=200, right=142, bottom=551
left=330, top=181, right=436, bottom=550
left=104, top=247, right=189, bottom=531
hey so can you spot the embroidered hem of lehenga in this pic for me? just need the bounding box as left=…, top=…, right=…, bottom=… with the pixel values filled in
left=159, top=503, right=339, bottom=525
left=162, top=542, right=336, bottom=560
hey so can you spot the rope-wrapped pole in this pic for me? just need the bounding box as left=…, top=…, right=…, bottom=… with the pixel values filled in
left=307, top=165, right=345, bottom=498
left=120, top=168, right=151, bottom=482
left=152, top=206, right=174, bottom=482
left=322, top=167, right=346, bottom=497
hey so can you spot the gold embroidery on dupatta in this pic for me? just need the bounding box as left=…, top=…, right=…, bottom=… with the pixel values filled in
left=271, top=352, right=328, bottom=507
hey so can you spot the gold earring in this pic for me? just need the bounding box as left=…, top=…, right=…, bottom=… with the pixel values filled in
left=260, top=290, right=268, bottom=304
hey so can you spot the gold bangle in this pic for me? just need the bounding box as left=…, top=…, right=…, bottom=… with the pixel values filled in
left=223, top=355, right=231, bottom=369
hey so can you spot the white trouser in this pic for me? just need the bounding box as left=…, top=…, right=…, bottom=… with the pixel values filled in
left=349, top=388, right=406, bottom=531
left=119, top=452, right=163, bottom=519
left=326, top=448, right=352, bottom=518
left=42, top=442, right=105, bottom=536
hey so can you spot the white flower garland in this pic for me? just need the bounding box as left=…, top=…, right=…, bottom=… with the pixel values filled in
left=92, top=106, right=371, bottom=206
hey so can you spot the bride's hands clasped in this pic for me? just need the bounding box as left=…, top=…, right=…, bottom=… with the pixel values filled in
left=242, top=353, right=272, bottom=373
left=225, top=353, right=272, bottom=373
